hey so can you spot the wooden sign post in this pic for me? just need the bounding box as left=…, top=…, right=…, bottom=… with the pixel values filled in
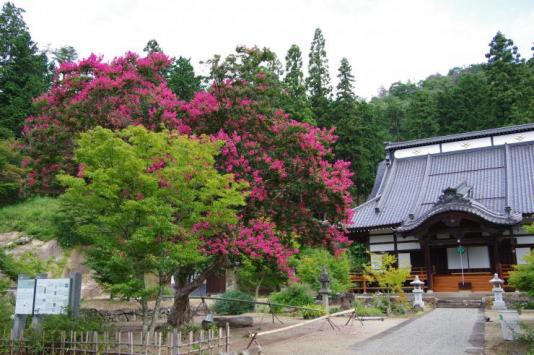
left=11, top=272, right=82, bottom=340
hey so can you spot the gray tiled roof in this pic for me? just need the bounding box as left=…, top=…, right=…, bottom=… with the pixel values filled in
left=349, top=135, right=534, bottom=231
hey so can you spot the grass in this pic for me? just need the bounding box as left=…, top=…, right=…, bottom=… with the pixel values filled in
left=0, top=197, right=60, bottom=241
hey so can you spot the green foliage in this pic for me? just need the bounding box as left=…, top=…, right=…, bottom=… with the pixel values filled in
left=236, top=258, right=286, bottom=297
left=23, top=311, right=109, bottom=349
left=354, top=299, right=384, bottom=317
left=333, top=100, right=384, bottom=202
left=402, top=90, right=440, bottom=140
left=0, top=138, right=24, bottom=205
left=51, top=45, right=78, bottom=65
left=269, top=283, right=314, bottom=313
left=0, top=2, right=50, bottom=136
left=336, top=58, right=355, bottom=102
left=167, top=56, right=202, bottom=101
left=0, top=278, right=13, bottom=333
left=207, top=46, right=284, bottom=112
left=0, top=197, right=60, bottom=240
left=294, top=248, right=351, bottom=294
left=143, top=39, right=163, bottom=54
left=516, top=322, right=534, bottom=354
left=283, top=44, right=314, bottom=124
left=364, top=253, right=410, bottom=294
left=509, top=251, right=534, bottom=296
left=59, top=126, right=246, bottom=307
left=212, top=290, right=255, bottom=315
left=306, top=28, right=332, bottom=124
left=0, top=249, right=48, bottom=281
left=347, top=243, right=368, bottom=273
left=144, top=39, right=201, bottom=101
left=300, top=303, right=325, bottom=319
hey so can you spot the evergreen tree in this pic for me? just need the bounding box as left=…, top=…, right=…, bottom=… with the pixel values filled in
left=334, top=102, right=383, bottom=202
left=283, top=44, right=313, bottom=124
left=402, top=90, right=439, bottom=140
left=336, top=57, right=355, bottom=102
left=167, top=56, right=201, bottom=101
left=52, top=45, right=78, bottom=64
left=284, top=44, right=306, bottom=98
left=485, top=31, right=522, bottom=65
left=306, top=28, right=332, bottom=125
left=207, top=46, right=285, bottom=110
left=484, top=31, right=533, bottom=125
left=0, top=2, right=49, bottom=136
left=437, top=65, right=493, bottom=133
left=330, top=57, right=382, bottom=201
left=143, top=39, right=201, bottom=101
left=143, top=39, right=162, bottom=54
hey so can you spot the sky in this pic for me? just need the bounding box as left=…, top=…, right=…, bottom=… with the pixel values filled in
left=8, top=0, right=534, bottom=99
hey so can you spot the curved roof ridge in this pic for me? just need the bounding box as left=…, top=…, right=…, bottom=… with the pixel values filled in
left=386, top=123, right=534, bottom=151
left=396, top=188, right=522, bottom=233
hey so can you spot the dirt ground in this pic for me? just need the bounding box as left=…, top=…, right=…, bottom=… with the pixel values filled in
left=81, top=299, right=411, bottom=354
left=228, top=313, right=409, bottom=354
left=485, top=309, right=534, bottom=355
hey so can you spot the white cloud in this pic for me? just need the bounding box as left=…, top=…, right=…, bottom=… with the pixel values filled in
left=9, top=0, right=534, bottom=98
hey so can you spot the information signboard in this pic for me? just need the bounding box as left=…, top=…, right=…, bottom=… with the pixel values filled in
left=14, top=279, right=35, bottom=315
left=33, top=278, right=71, bottom=315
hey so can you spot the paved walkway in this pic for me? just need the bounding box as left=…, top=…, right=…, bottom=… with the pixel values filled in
left=351, top=308, right=485, bottom=355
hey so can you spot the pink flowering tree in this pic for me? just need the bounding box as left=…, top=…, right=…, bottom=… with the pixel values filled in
left=167, top=75, right=353, bottom=325
left=23, top=52, right=188, bottom=194
left=23, top=53, right=354, bottom=327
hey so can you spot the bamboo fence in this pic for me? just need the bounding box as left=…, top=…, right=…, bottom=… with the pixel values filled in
left=0, top=323, right=230, bottom=355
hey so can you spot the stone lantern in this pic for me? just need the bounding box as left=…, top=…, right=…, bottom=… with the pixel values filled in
left=410, top=275, right=425, bottom=308
left=318, top=267, right=331, bottom=314
left=490, top=273, right=506, bottom=310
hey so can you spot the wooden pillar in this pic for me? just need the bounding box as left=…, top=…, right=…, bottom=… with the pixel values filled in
left=493, top=236, right=502, bottom=276
left=423, top=240, right=433, bottom=290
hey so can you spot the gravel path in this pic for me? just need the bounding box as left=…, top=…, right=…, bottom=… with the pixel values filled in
left=351, top=308, right=485, bottom=355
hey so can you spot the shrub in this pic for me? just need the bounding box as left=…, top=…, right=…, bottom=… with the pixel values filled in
left=294, top=248, right=352, bottom=294
left=212, top=290, right=255, bottom=315
left=347, top=243, right=368, bottom=273
left=354, top=300, right=384, bottom=317
left=0, top=279, right=13, bottom=333
left=269, top=283, right=314, bottom=313
left=390, top=299, right=411, bottom=315
left=517, top=322, right=534, bottom=354
left=510, top=250, right=534, bottom=296
left=0, top=249, right=48, bottom=281
left=370, top=296, right=390, bottom=314
left=364, top=253, right=410, bottom=294
left=236, top=259, right=286, bottom=298
left=0, top=138, right=24, bottom=206
left=0, top=197, right=60, bottom=241
left=23, top=310, right=109, bottom=348
left=301, top=304, right=326, bottom=319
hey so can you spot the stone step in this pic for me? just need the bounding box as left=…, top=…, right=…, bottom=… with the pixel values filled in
left=435, top=299, right=482, bottom=308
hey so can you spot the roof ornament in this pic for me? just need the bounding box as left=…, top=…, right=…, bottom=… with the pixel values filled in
left=434, top=181, right=472, bottom=207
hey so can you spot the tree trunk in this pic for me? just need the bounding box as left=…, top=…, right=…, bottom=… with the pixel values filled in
left=254, top=269, right=266, bottom=312
left=140, top=299, right=149, bottom=345
left=168, top=293, right=191, bottom=328
left=168, top=261, right=223, bottom=328
left=147, top=286, right=163, bottom=336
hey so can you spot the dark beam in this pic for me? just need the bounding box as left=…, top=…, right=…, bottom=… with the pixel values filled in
left=423, top=241, right=433, bottom=290
left=493, top=237, right=502, bottom=275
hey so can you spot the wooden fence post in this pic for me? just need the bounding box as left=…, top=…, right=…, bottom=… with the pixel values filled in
left=225, top=323, right=230, bottom=352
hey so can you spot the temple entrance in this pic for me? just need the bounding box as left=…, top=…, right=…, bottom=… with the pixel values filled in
left=403, top=211, right=518, bottom=292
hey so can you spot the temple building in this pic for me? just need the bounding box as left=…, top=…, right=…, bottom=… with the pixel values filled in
left=349, top=123, right=534, bottom=292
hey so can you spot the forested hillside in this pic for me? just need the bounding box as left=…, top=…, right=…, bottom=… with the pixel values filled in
left=0, top=1, right=533, bottom=204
